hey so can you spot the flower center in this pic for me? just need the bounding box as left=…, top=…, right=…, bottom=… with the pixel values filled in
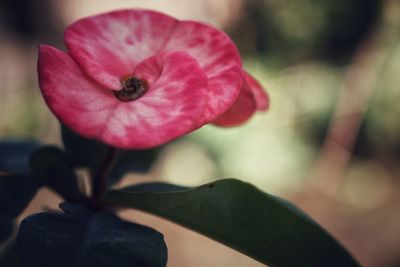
left=114, top=76, right=148, bottom=102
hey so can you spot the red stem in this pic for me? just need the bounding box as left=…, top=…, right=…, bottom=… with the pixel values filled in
left=92, top=147, right=117, bottom=200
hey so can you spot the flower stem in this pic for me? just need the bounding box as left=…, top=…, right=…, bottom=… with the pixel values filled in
left=92, top=146, right=117, bottom=200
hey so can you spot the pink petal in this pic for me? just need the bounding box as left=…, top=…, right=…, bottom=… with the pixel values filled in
left=244, top=71, right=269, bottom=110
left=212, top=74, right=257, bottom=127
left=65, top=9, right=243, bottom=122
left=39, top=46, right=209, bottom=149
left=65, top=9, right=178, bottom=90
left=162, top=20, right=243, bottom=121
left=38, top=45, right=117, bottom=138
left=100, top=51, right=209, bottom=148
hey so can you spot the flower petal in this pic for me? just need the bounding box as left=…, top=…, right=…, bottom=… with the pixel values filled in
left=100, top=51, right=209, bottom=148
left=162, top=20, right=243, bottom=121
left=38, top=45, right=117, bottom=138
left=212, top=74, right=257, bottom=127
left=65, top=9, right=243, bottom=121
left=244, top=71, right=269, bottom=110
left=65, top=9, right=178, bottom=90
left=39, top=46, right=209, bottom=149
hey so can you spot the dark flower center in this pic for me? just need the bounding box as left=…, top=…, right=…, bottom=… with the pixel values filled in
left=114, top=76, right=148, bottom=102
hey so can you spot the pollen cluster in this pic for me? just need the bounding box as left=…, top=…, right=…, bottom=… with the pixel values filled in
left=114, top=76, right=148, bottom=102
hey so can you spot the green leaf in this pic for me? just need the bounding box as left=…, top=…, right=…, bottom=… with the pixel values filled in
left=30, top=146, right=81, bottom=202
left=0, top=215, right=13, bottom=244
left=0, top=139, right=40, bottom=175
left=62, top=125, right=160, bottom=187
left=0, top=174, right=39, bottom=218
left=0, top=173, right=38, bottom=245
left=107, top=148, right=161, bottom=187
left=0, top=240, right=21, bottom=267
left=104, top=179, right=360, bottom=267
left=61, top=124, right=109, bottom=172
left=17, top=203, right=167, bottom=267
left=118, top=182, right=188, bottom=193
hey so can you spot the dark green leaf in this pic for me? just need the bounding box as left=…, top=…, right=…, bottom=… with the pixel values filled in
left=0, top=240, right=21, bottom=267
left=17, top=203, right=167, bottom=267
left=104, top=179, right=360, bottom=267
left=0, top=174, right=38, bottom=218
left=0, top=173, right=38, bottom=245
left=119, top=182, right=188, bottom=193
left=0, top=139, right=40, bottom=175
left=107, top=148, right=161, bottom=186
left=30, top=146, right=81, bottom=202
left=0, top=215, right=13, bottom=243
left=61, top=124, right=109, bottom=171
left=62, top=124, right=161, bottom=186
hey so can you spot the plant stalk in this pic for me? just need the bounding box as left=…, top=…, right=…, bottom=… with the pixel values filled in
left=92, top=146, right=118, bottom=201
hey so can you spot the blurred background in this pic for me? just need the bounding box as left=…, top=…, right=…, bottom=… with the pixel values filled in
left=1, top=0, right=400, bottom=266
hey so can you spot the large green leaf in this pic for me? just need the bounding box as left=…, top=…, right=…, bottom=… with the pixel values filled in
left=104, top=179, right=360, bottom=267
left=17, top=203, right=167, bottom=267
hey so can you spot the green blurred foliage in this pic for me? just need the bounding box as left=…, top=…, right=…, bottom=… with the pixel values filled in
left=229, top=0, right=381, bottom=66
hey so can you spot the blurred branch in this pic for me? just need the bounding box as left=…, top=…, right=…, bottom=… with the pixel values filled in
left=309, top=0, right=400, bottom=195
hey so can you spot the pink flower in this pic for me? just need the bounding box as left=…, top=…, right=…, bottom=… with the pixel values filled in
left=38, top=9, right=269, bottom=149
